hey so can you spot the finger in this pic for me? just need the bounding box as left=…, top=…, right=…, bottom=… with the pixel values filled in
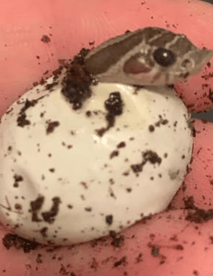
left=0, top=210, right=212, bottom=276
left=0, top=0, right=58, bottom=117
left=172, top=119, right=213, bottom=210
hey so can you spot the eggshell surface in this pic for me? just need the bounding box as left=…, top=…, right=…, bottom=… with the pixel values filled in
left=0, top=70, right=193, bottom=245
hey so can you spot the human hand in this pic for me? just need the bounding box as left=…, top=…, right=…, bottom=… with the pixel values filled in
left=1, top=0, right=213, bottom=275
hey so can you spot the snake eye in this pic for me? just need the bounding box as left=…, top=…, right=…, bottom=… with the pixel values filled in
left=153, top=48, right=176, bottom=67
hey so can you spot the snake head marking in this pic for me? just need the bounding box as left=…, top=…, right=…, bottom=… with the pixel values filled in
left=85, top=27, right=212, bottom=86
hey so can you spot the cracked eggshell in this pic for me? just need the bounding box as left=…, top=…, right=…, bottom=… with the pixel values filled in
left=0, top=71, right=193, bottom=245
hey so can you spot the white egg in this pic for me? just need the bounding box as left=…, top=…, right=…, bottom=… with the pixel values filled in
left=0, top=68, right=192, bottom=245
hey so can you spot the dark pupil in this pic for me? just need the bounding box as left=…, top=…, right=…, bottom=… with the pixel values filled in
left=153, top=48, right=176, bottom=67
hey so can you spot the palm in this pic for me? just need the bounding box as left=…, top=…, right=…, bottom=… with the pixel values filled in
left=0, top=0, right=213, bottom=275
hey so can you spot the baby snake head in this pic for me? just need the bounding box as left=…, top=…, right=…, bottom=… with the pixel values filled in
left=85, top=27, right=212, bottom=86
